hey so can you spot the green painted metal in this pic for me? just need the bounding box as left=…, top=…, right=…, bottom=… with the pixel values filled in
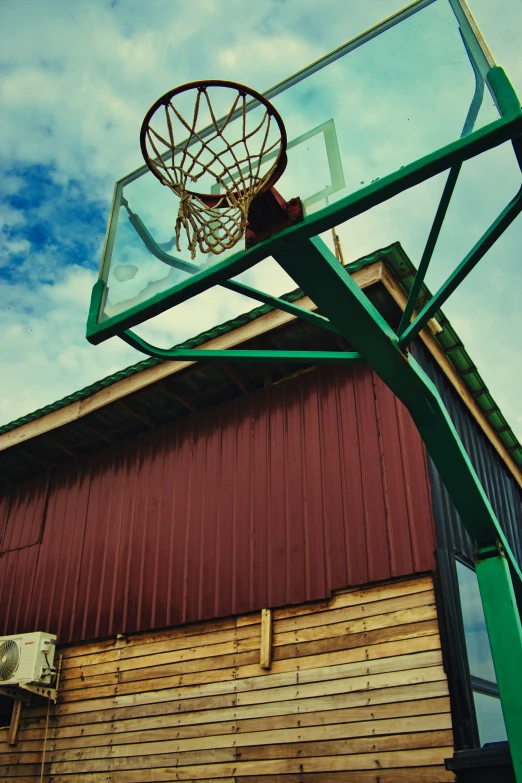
left=476, top=551, right=522, bottom=778
left=399, top=184, right=522, bottom=347
left=397, top=163, right=462, bottom=340
left=86, top=280, right=104, bottom=339
left=120, top=329, right=361, bottom=364
left=123, top=207, right=340, bottom=334
left=373, top=243, right=522, bottom=469
left=274, top=235, right=522, bottom=777
left=86, top=67, right=522, bottom=344
left=396, top=11, right=496, bottom=343
left=221, top=280, right=340, bottom=334
left=274, top=235, right=522, bottom=569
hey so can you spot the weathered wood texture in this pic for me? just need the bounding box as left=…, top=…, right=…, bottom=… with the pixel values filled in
left=0, top=575, right=454, bottom=781
left=260, top=609, right=273, bottom=669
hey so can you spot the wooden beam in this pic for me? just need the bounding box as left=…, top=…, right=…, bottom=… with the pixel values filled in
left=7, top=698, right=23, bottom=745
left=78, top=420, right=114, bottom=444
left=116, top=399, right=155, bottom=429
left=15, top=445, right=49, bottom=469
left=219, top=364, right=249, bottom=394
left=260, top=608, right=273, bottom=670
left=272, top=365, right=317, bottom=388
left=158, top=380, right=196, bottom=411
left=44, top=433, right=77, bottom=458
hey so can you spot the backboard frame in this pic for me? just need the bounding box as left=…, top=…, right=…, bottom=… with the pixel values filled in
left=87, top=64, right=521, bottom=345
left=88, top=0, right=509, bottom=346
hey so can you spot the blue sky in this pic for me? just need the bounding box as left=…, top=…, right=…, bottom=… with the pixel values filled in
left=1, top=0, right=521, bottom=439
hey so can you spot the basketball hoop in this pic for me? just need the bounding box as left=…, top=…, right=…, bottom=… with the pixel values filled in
left=140, top=80, right=294, bottom=259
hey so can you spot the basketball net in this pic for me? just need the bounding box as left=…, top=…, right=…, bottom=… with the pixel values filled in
left=142, top=84, right=286, bottom=259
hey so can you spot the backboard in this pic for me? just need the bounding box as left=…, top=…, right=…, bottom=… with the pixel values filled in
left=88, top=0, right=506, bottom=345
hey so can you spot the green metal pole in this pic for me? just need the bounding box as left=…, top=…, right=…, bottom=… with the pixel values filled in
left=476, top=550, right=522, bottom=779
left=274, top=235, right=522, bottom=776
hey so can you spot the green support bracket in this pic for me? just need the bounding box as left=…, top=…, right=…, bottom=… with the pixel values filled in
left=397, top=163, right=461, bottom=341
left=399, top=185, right=522, bottom=348
left=274, top=237, right=520, bottom=561
left=220, top=280, right=340, bottom=335
left=125, top=208, right=340, bottom=334
left=87, top=62, right=522, bottom=774
left=120, top=329, right=361, bottom=365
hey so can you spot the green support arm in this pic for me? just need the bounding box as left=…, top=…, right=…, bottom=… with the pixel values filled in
left=126, top=209, right=340, bottom=334
left=120, top=329, right=361, bottom=365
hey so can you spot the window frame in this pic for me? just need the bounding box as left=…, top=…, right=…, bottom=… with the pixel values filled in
left=434, top=549, right=481, bottom=750
left=454, top=555, right=507, bottom=745
left=434, top=549, right=509, bottom=751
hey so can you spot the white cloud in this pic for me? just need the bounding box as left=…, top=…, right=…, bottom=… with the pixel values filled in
left=0, top=0, right=521, bottom=445
left=0, top=265, right=139, bottom=424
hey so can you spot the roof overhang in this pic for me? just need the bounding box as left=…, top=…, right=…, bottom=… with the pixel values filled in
left=1, top=246, right=520, bottom=486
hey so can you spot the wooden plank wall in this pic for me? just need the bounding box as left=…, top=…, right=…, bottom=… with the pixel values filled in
left=0, top=574, right=455, bottom=782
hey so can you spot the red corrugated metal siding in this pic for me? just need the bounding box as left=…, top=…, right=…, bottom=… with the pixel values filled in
left=0, top=365, right=436, bottom=644
left=0, top=475, right=47, bottom=552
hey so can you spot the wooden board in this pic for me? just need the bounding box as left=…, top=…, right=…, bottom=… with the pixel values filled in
left=0, top=574, right=455, bottom=781
left=260, top=609, right=273, bottom=669
left=18, top=696, right=451, bottom=746
left=60, top=632, right=442, bottom=696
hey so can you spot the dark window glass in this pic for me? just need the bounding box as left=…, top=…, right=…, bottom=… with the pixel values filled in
left=0, top=696, right=13, bottom=729
left=456, top=559, right=507, bottom=744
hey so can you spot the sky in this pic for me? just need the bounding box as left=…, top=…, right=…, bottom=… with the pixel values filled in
left=1, top=0, right=521, bottom=440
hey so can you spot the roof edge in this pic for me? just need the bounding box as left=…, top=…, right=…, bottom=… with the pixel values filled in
left=1, top=244, right=520, bottom=477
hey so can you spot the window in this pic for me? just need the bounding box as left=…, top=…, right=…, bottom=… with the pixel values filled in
left=456, top=559, right=507, bottom=745
left=0, top=696, right=13, bottom=729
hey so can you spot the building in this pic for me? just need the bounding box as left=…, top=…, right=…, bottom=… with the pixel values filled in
left=0, top=244, right=521, bottom=781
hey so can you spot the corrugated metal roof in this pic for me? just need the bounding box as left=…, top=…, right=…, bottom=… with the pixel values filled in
left=1, top=243, right=520, bottom=470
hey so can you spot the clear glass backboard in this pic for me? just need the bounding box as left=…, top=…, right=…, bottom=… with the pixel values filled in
left=92, top=0, right=499, bottom=330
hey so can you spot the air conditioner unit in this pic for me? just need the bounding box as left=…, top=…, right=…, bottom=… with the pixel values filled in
left=0, top=632, right=57, bottom=695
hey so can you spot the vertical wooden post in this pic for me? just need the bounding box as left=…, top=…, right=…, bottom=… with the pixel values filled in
left=7, top=699, right=23, bottom=746
left=260, top=608, right=273, bottom=669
